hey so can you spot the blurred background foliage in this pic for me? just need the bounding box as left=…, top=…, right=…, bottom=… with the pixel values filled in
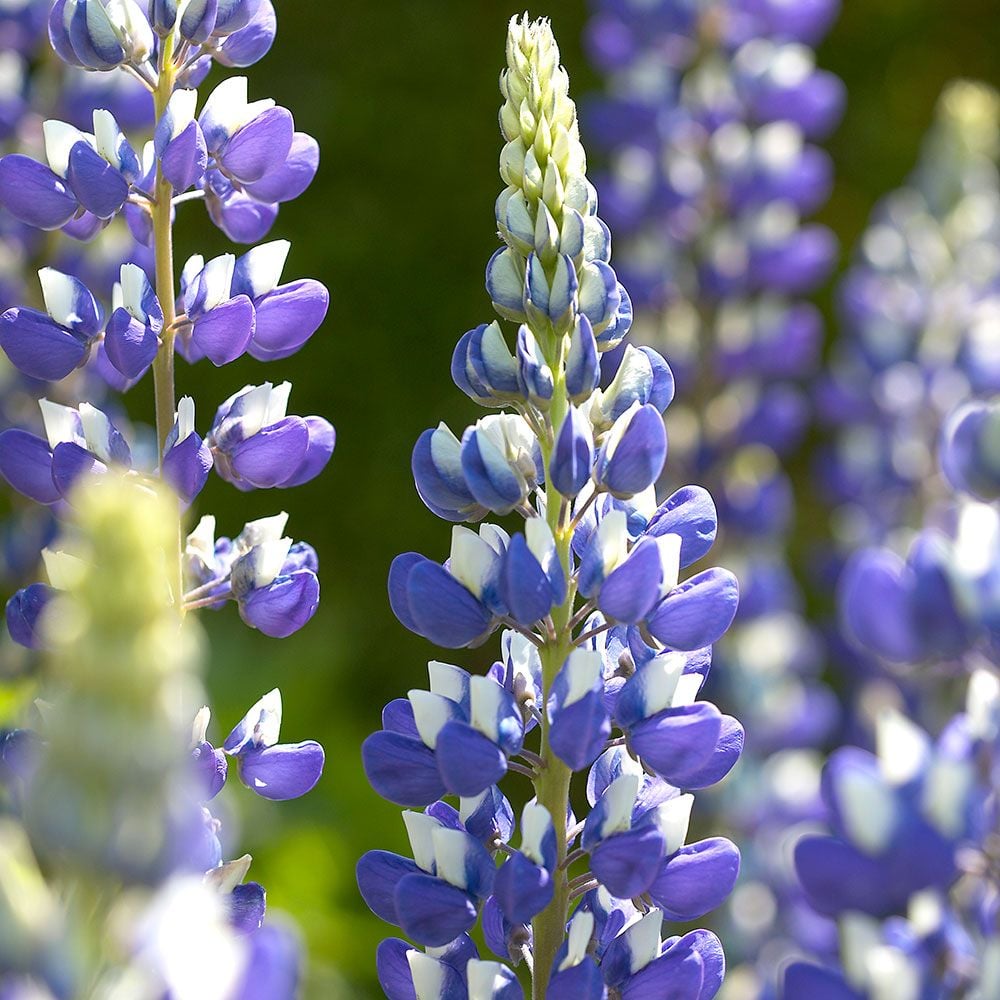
left=6, top=0, right=1000, bottom=995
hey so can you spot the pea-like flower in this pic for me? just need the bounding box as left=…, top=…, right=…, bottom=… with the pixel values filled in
left=208, top=380, right=334, bottom=491
left=0, top=268, right=103, bottom=380
left=222, top=688, right=324, bottom=801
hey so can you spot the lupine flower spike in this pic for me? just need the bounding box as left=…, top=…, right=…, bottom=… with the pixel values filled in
left=359, top=16, right=742, bottom=999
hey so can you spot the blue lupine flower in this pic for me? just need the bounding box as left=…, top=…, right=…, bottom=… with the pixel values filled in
left=103, top=262, right=162, bottom=378
left=208, top=380, right=334, bottom=491
left=0, top=268, right=102, bottom=380
left=162, top=396, right=213, bottom=505
left=222, top=689, right=324, bottom=800
left=941, top=398, right=1000, bottom=502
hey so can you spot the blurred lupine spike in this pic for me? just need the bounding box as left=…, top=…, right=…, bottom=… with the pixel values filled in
left=360, top=14, right=742, bottom=998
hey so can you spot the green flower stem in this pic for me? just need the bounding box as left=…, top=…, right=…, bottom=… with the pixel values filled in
left=151, top=35, right=183, bottom=608
left=531, top=331, right=577, bottom=999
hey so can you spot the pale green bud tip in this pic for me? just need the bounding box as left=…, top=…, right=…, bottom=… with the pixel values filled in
left=938, top=79, right=1000, bottom=155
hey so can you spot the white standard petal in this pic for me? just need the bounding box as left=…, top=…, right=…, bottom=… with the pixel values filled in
left=92, top=109, right=123, bottom=168
left=875, top=709, right=930, bottom=786
left=520, top=801, right=552, bottom=865
left=558, top=910, right=595, bottom=971
left=637, top=651, right=686, bottom=716
left=186, top=515, right=217, bottom=564
left=408, top=690, right=454, bottom=750
left=251, top=536, right=293, bottom=588
left=431, top=827, right=473, bottom=891
left=654, top=793, right=693, bottom=857
left=836, top=766, right=897, bottom=854
left=238, top=240, right=290, bottom=299
left=467, top=960, right=509, bottom=1000
left=175, top=396, right=196, bottom=443
left=42, top=119, right=91, bottom=177
left=623, top=908, right=663, bottom=974
left=120, top=262, right=150, bottom=322
left=236, top=512, right=290, bottom=552
left=38, top=268, right=84, bottom=328
left=199, top=254, right=237, bottom=312
left=166, top=88, right=198, bottom=140
left=78, top=402, right=115, bottom=463
left=562, top=649, right=602, bottom=707
left=41, top=548, right=85, bottom=590
left=469, top=675, right=504, bottom=742
left=406, top=953, right=448, bottom=1000
left=402, top=810, right=441, bottom=874
left=427, top=660, right=468, bottom=704
left=449, top=525, right=496, bottom=599
left=38, top=398, right=80, bottom=449
left=599, top=772, right=640, bottom=839
left=595, top=508, right=629, bottom=576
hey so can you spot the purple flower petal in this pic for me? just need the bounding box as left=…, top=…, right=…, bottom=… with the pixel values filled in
left=232, top=923, right=300, bottom=1000
left=191, top=295, right=255, bottom=366
left=648, top=837, right=740, bottom=920
left=238, top=569, right=319, bottom=638
left=644, top=486, right=718, bottom=568
left=163, top=432, right=213, bottom=505
left=591, top=825, right=666, bottom=899
left=550, top=688, right=610, bottom=771
left=435, top=720, right=507, bottom=797
left=104, top=307, right=158, bottom=379
left=645, top=568, right=739, bottom=650
left=674, top=714, right=744, bottom=789
left=191, top=741, right=227, bottom=800
left=228, top=881, right=266, bottom=934
left=237, top=740, right=324, bottom=800
left=6, top=583, right=52, bottom=649
left=621, top=942, right=704, bottom=1000
left=279, top=416, right=335, bottom=488
left=66, top=142, right=128, bottom=219
left=51, top=441, right=107, bottom=497
left=0, top=307, right=89, bottom=381
left=161, top=120, right=208, bottom=192
left=783, top=962, right=862, bottom=1000
left=376, top=938, right=418, bottom=1000
left=0, top=429, right=58, bottom=504
left=216, top=0, right=277, bottom=67
left=395, top=872, right=478, bottom=947
left=627, top=703, right=723, bottom=786
left=220, top=107, right=294, bottom=184
left=357, top=850, right=423, bottom=925
left=207, top=185, right=279, bottom=243
left=0, top=155, right=79, bottom=229
left=247, top=279, right=329, bottom=361
left=598, top=537, right=667, bottom=624
left=362, top=730, right=446, bottom=806
left=244, top=131, right=319, bottom=204
left=228, top=416, right=310, bottom=488
left=408, top=560, right=494, bottom=648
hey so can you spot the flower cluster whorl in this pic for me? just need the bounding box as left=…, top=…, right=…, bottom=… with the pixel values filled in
left=359, top=16, right=743, bottom=1000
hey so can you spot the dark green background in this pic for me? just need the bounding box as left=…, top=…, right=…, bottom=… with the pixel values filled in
left=79, top=0, right=1000, bottom=995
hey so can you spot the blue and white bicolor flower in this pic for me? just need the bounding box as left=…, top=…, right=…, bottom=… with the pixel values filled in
left=588, top=344, right=675, bottom=432
left=389, top=524, right=509, bottom=649
left=162, top=396, right=213, bottom=506
left=566, top=315, right=601, bottom=404
left=613, top=650, right=744, bottom=789
left=578, top=509, right=682, bottom=625
left=104, top=262, right=162, bottom=379
left=0, top=110, right=140, bottom=229
left=499, top=517, right=567, bottom=626
left=413, top=421, right=490, bottom=523
left=551, top=406, right=595, bottom=499
left=208, top=380, right=334, bottom=491
left=596, top=909, right=724, bottom=999
left=942, top=398, right=1000, bottom=502
left=227, top=511, right=320, bottom=637
left=460, top=413, right=543, bottom=516
left=179, top=240, right=328, bottom=365
left=222, top=688, right=324, bottom=801
left=795, top=705, right=980, bottom=919
left=548, top=649, right=611, bottom=771
left=190, top=706, right=228, bottom=802
left=451, top=321, right=522, bottom=408
left=153, top=88, right=208, bottom=192
left=48, top=0, right=155, bottom=71
left=515, top=325, right=554, bottom=406
left=199, top=76, right=294, bottom=187
left=0, top=268, right=103, bottom=380
left=493, top=802, right=557, bottom=926
left=5, top=582, right=54, bottom=650
left=357, top=809, right=496, bottom=947
left=363, top=662, right=525, bottom=805
left=375, top=934, right=479, bottom=1000
left=593, top=401, right=667, bottom=499
left=179, top=250, right=255, bottom=366
left=0, top=397, right=131, bottom=505
left=545, top=910, right=605, bottom=999
left=466, top=959, right=523, bottom=1000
